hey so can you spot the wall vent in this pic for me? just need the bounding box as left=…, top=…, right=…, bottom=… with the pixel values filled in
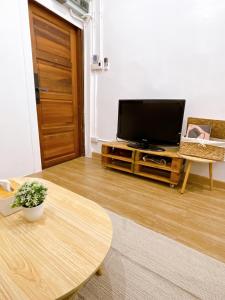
left=56, top=0, right=90, bottom=14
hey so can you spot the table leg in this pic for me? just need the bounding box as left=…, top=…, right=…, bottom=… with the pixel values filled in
left=181, top=160, right=192, bottom=194
left=209, top=162, right=213, bottom=191
left=96, top=265, right=103, bottom=276
left=64, top=291, right=77, bottom=300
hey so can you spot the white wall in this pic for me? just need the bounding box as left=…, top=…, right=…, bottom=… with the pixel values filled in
left=0, top=0, right=94, bottom=179
left=92, top=0, right=225, bottom=181
left=0, top=0, right=41, bottom=178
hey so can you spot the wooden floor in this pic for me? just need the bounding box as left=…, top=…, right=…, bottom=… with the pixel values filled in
left=33, top=157, right=225, bottom=263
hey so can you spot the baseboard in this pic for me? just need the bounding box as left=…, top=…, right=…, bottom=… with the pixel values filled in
left=92, top=152, right=225, bottom=189
left=188, top=173, right=225, bottom=189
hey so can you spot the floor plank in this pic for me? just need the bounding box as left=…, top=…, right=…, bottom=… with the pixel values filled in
left=32, top=157, right=225, bottom=263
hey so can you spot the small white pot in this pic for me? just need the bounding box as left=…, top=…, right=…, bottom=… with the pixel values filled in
left=22, top=202, right=44, bottom=222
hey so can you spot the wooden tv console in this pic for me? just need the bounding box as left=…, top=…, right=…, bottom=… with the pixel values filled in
left=102, top=142, right=184, bottom=187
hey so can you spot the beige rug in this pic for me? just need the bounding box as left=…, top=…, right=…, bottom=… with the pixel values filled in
left=74, top=210, right=225, bottom=300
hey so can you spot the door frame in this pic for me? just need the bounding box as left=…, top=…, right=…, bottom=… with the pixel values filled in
left=17, top=0, right=91, bottom=173
left=76, top=29, right=85, bottom=156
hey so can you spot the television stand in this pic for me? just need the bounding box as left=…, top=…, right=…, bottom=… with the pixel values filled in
left=102, top=141, right=184, bottom=187
left=127, top=141, right=165, bottom=152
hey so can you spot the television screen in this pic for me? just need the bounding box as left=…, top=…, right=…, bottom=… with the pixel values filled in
left=117, top=99, right=185, bottom=146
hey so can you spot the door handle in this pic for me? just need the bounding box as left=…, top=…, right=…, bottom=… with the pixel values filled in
left=34, top=73, right=49, bottom=104
left=34, top=73, right=40, bottom=104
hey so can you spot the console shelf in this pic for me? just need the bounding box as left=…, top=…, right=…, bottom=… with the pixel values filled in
left=102, top=153, right=132, bottom=163
left=136, top=160, right=172, bottom=172
left=104, top=162, right=133, bottom=173
left=102, top=142, right=183, bottom=186
left=102, top=143, right=135, bottom=174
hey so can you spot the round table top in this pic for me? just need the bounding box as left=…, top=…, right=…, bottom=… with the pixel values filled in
left=0, top=178, right=112, bottom=300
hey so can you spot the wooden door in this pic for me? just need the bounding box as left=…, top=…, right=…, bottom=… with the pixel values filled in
left=29, top=2, right=84, bottom=168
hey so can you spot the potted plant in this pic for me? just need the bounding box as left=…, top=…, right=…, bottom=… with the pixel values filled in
left=11, top=181, right=48, bottom=222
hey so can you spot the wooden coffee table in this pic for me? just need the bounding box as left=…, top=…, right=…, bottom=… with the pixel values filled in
left=0, top=178, right=112, bottom=300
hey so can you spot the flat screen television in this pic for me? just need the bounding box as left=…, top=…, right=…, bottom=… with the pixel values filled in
left=117, top=99, right=185, bottom=150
